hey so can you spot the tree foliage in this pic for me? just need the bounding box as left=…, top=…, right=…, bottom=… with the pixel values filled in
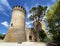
left=30, top=5, right=47, bottom=21
left=29, top=5, right=47, bottom=41
left=0, top=33, right=5, bottom=39
left=46, top=1, right=60, bottom=43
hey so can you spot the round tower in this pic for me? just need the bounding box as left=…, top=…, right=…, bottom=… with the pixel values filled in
left=4, top=6, right=26, bottom=43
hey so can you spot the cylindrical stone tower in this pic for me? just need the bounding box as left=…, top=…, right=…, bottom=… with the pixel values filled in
left=4, top=6, right=26, bottom=42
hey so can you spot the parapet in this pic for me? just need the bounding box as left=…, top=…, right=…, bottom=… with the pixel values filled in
left=12, top=6, right=26, bottom=13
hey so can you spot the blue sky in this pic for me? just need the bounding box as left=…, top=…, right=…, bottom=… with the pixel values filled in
left=0, top=0, right=56, bottom=34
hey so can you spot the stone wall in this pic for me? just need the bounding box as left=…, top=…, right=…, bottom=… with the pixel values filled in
left=4, top=6, right=26, bottom=43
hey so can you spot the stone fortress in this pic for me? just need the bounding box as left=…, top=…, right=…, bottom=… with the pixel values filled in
left=4, top=6, right=47, bottom=43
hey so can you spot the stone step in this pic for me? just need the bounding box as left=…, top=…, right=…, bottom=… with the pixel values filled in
left=21, top=42, right=46, bottom=46
left=0, top=42, right=20, bottom=46
left=0, top=42, right=47, bottom=46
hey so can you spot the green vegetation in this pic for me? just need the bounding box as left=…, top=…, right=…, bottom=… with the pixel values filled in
left=0, top=33, right=5, bottom=40
left=46, top=0, right=60, bottom=43
left=29, top=5, right=47, bottom=42
left=29, top=0, right=60, bottom=44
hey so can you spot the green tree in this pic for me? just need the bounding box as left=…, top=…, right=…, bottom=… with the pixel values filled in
left=46, top=0, right=60, bottom=43
left=0, top=33, right=5, bottom=39
left=29, top=5, right=47, bottom=41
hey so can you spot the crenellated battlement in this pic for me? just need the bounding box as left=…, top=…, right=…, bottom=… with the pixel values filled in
left=12, top=6, right=25, bottom=13
left=4, top=5, right=26, bottom=42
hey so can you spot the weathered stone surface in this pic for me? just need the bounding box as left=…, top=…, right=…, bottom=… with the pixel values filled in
left=3, top=6, right=47, bottom=43
left=4, top=6, right=26, bottom=42
left=25, top=28, right=35, bottom=42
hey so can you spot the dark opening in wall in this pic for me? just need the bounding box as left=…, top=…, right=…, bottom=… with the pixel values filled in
left=29, top=35, right=32, bottom=40
left=11, top=23, right=13, bottom=26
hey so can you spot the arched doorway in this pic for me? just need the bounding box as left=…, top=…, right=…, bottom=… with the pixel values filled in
left=29, top=35, right=32, bottom=41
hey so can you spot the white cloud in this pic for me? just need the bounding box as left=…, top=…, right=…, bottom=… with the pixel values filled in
left=25, top=21, right=34, bottom=28
left=1, top=21, right=10, bottom=28
left=26, top=21, right=34, bottom=25
left=24, top=3, right=31, bottom=18
left=25, top=24, right=32, bottom=28
left=2, top=33, right=6, bottom=34
left=3, top=12, right=9, bottom=17
left=0, top=0, right=12, bottom=10
left=28, top=25, right=32, bottom=28
left=51, top=0, right=56, bottom=2
left=47, top=7, right=50, bottom=10
left=0, top=5, right=9, bottom=17
left=0, top=6, right=3, bottom=11
left=24, top=2, right=39, bottom=18
left=0, top=0, right=12, bottom=17
left=26, top=22, right=30, bottom=25
left=34, top=3, right=39, bottom=7
left=42, top=16, right=46, bottom=20
left=27, top=13, right=32, bottom=18
left=26, top=5, right=38, bottom=18
left=24, top=3, right=29, bottom=12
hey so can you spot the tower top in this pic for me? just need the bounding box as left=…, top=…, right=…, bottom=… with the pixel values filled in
left=12, top=6, right=26, bottom=13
